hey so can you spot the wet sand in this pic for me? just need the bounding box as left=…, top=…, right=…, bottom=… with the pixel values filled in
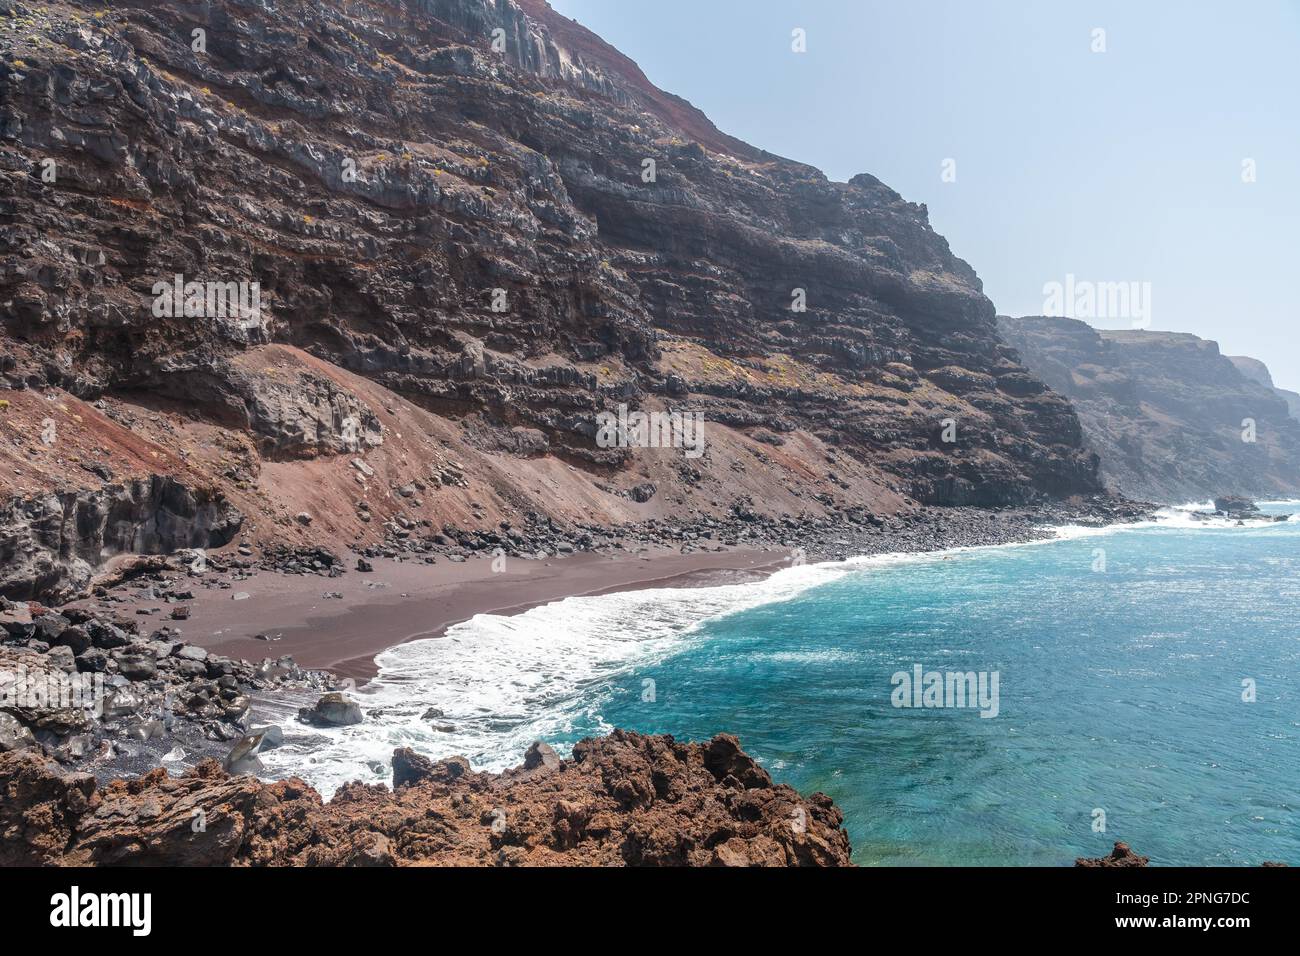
left=148, top=547, right=793, bottom=682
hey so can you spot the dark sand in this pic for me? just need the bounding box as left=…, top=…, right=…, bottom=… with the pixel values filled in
left=149, top=547, right=792, bottom=681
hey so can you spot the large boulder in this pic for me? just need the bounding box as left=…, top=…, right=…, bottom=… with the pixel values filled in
left=31, top=614, right=72, bottom=645
left=522, top=740, right=561, bottom=772
left=297, top=693, right=363, bottom=727
left=222, top=729, right=277, bottom=775
left=74, top=647, right=108, bottom=674
left=51, top=626, right=91, bottom=656
left=703, top=733, right=773, bottom=789
left=0, top=599, right=33, bottom=637
left=392, top=748, right=470, bottom=789
left=1214, top=495, right=1258, bottom=515
left=173, top=645, right=209, bottom=663
left=87, top=620, right=132, bottom=649
left=112, top=653, right=158, bottom=681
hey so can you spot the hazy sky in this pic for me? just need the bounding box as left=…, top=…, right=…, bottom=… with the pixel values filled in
left=549, top=0, right=1300, bottom=390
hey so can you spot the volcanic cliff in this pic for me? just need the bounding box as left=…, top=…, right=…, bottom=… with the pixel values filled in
left=1, top=0, right=1102, bottom=599
left=998, top=316, right=1300, bottom=503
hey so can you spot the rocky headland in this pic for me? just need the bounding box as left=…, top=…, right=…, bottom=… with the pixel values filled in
left=1229, top=354, right=1300, bottom=423
left=999, top=317, right=1300, bottom=503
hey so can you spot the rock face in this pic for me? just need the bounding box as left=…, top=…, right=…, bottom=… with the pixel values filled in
left=0, top=478, right=242, bottom=601
left=998, top=317, right=1300, bottom=503
left=0, top=0, right=1101, bottom=601
left=1213, top=495, right=1258, bottom=517
left=0, top=730, right=853, bottom=866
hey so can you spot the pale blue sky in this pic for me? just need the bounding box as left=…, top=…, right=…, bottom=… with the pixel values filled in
left=549, top=0, right=1300, bottom=389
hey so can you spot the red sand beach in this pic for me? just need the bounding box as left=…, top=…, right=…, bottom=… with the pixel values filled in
left=110, top=547, right=793, bottom=682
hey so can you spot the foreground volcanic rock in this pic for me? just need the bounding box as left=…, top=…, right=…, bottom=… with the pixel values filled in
left=0, top=0, right=1102, bottom=599
left=999, top=317, right=1300, bottom=502
left=0, top=730, right=852, bottom=866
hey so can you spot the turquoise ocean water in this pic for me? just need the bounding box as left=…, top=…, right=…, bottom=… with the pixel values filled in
left=268, top=503, right=1299, bottom=865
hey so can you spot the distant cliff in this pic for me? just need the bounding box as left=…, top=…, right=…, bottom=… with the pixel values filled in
left=1229, top=356, right=1300, bottom=423
left=998, top=317, right=1300, bottom=503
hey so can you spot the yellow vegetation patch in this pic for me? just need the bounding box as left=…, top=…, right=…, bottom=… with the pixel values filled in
left=657, top=340, right=872, bottom=398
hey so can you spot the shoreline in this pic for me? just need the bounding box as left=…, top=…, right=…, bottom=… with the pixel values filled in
left=243, top=501, right=1192, bottom=803
left=70, top=498, right=1155, bottom=686
left=81, top=547, right=796, bottom=683
left=26, top=496, right=1280, bottom=794
left=9, top=500, right=1289, bottom=866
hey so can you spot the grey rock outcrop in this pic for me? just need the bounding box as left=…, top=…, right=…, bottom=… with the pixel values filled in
left=0, top=478, right=242, bottom=602
left=298, top=692, right=363, bottom=727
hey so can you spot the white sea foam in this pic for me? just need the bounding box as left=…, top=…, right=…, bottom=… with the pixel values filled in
left=1046, top=500, right=1293, bottom=540
left=259, top=544, right=996, bottom=799
left=258, top=504, right=1293, bottom=797
left=256, top=558, right=853, bottom=797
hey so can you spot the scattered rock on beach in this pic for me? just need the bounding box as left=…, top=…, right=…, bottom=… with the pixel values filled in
left=298, top=692, right=363, bottom=727
left=0, top=713, right=36, bottom=753
left=0, top=596, right=338, bottom=780
left=223, top=732, right=267, bottom=775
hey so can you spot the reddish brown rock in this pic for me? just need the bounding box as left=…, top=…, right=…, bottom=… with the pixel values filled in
left=1075, top=841, right=1150, bottom=868
left=0, top=730, right=852, bottom=867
